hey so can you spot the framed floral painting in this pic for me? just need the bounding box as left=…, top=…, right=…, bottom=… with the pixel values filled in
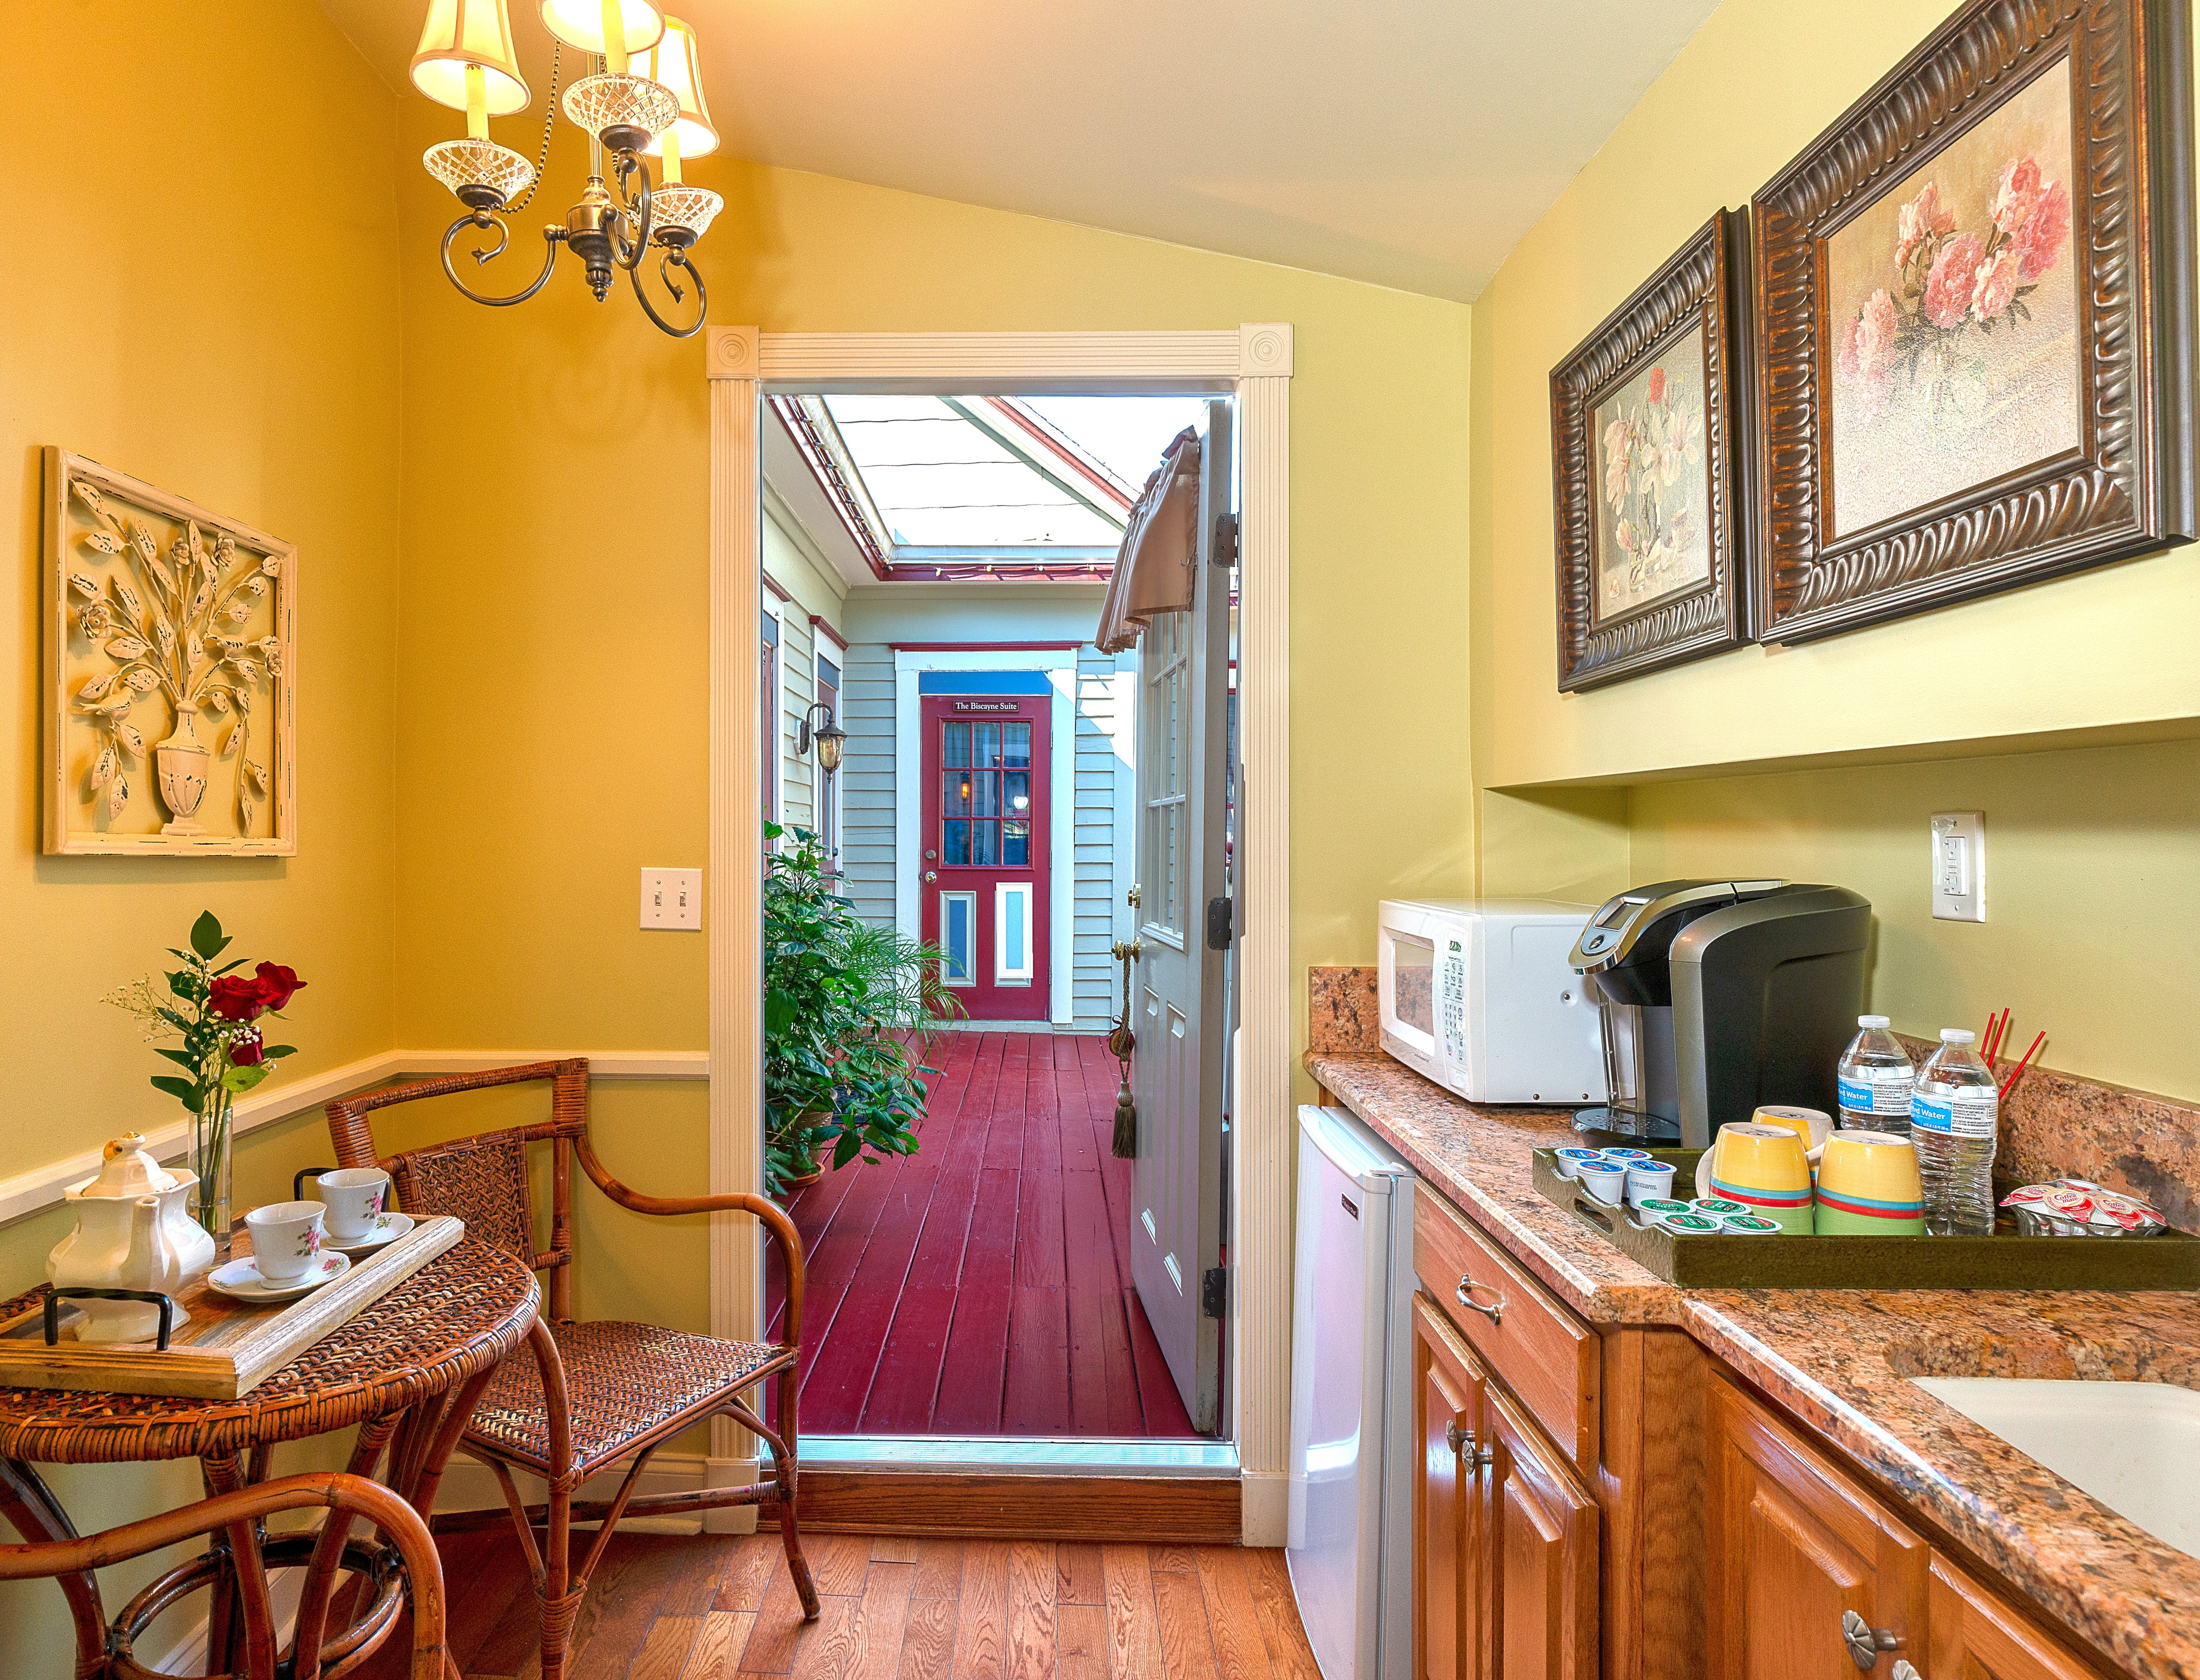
left=1753, top=0, right=2194, bottom=643
left=1551, top=209, right=1753, bottom=690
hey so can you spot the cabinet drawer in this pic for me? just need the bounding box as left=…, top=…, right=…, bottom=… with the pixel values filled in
left=1415, top=1183, right=1600, bottom=1469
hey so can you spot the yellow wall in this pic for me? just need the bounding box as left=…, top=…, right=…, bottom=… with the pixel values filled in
left=1468, top=0, right=2200, bottom=1097
left=391, top=105, right=1477, bottom=1148
left=0, top=0, right=403, bottom=1656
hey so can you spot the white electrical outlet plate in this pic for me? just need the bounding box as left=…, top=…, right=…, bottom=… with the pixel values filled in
left=1930, top=812, right=1985, bottom=922
left=641, top=867, right=703, bottom=931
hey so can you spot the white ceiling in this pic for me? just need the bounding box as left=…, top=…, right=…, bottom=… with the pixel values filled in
left=321, top=0, right=1721, bottom=302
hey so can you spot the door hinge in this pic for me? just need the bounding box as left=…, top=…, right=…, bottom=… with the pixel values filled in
left=1211, top=511, right=1239, bottom=567
left=1201, top=1266, right=1228, bottom=1319
left=1205, top=895, right=1232, bottom=950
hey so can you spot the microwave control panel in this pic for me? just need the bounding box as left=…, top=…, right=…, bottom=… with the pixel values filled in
left=1439, top=937, right=1470, bottom=1071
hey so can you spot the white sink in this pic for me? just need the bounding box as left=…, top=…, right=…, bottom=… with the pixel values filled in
left=1913, top=1378, right=2200, bottom=1559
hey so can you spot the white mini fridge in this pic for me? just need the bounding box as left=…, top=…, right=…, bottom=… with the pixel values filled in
left=1287, top=1105, right=1415, bottom=1680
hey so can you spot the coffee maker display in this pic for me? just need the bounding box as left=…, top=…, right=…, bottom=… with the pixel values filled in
left=1568, top=880, right=1870, bottom=1148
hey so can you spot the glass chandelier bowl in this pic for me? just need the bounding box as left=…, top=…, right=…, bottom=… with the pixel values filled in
left=635, top=17, right=719, bottom=164
left=412, top=0, right=532, bottom=115
left=562, top=71, right=680, bottom=152
left=425, top=137, right=540, bottom=209
left=648, top=183, right=722, bottom=247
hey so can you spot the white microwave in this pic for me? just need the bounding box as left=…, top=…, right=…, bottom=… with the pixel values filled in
left=1376, top=899, right=1606, bottom=1105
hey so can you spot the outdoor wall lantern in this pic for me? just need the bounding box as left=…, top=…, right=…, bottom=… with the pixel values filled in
left=411, top=0, right=723, bottom=336
left=798, top=705, right=846, bottom=773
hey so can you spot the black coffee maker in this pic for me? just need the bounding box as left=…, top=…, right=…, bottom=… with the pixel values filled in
left=1566, top=880, right=1871, bottom=1148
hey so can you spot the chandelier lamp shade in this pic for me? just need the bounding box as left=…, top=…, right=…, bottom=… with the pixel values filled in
left=414, top=0, right=718, bottom=337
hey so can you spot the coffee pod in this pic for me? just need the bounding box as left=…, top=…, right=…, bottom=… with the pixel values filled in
left=1577, top=1162, right=1628, bottom=1206
left=1624, top=1161, right=1676, bottom=1209
left=1599, top=1148, right=1653, bottom=1164
left=1554, top=1147, right=1605, bottom=1181
left=1657, top=1211, right=1723, bottom=1236
left=1635, top=1197, right=1694, bottom=1223
left=1719, top=1213, right=1783, bottom=1235
left=1691, top=1198, right=1746, bottom=1219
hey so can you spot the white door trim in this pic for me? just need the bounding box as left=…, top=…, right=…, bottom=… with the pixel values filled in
left=894, top=647, right=1075, bottom=1027
left=706, top=324, right=1292, bottom=1544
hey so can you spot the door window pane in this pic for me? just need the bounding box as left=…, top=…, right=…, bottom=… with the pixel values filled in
left=1004, top=723, right=1031, bottom=768
left=944, top=721, right=971, bottom=767
left=973, top=823, right=999, bottom=867
left=1003, top=820, right=1030, bottom=867
left=943, top=821, right=971, bottom=865
left=975, top=722, right=1000, bottom=767
left=973, top=772, right=1000, bottom=818
left=1004, top=770, right=1030, bottom=815
left=996, top=883, right=1033, bottom=981
left=940, top=891, right=976, bottom=985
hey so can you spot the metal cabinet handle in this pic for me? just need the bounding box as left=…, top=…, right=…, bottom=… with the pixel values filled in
left=1889, top=1663, right=1920, bottom=1680
left=1443, top=1419, right=1495, bottom=1469
left=1455, top=1274, right=1504, bottom=1325
left=1841, top=1611, right=1904, bottom=1671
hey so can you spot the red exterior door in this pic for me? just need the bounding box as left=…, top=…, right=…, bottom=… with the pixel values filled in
left=920, top=694, right=1050, bottom=1021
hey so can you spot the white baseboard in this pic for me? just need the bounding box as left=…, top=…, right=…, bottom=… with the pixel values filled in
left=1239, top=1469, right=1288, bottom=1547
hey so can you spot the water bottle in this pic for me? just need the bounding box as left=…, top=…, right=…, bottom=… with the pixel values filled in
left=1837, top=1015, right=1915, bottom=1136
left=1914, top=1028, right=1998, bottom=1236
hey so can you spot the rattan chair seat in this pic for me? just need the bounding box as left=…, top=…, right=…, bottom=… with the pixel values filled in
left=465, top=1318, right=793, bottom=1478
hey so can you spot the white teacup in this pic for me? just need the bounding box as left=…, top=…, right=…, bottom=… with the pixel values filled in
left=244, top=1201, right=327, bottom=1282
left=317, top=1168, right=392, bottom=1241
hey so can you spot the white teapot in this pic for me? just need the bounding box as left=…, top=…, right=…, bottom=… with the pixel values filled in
left=46, top=1134, right=215, bottom=1343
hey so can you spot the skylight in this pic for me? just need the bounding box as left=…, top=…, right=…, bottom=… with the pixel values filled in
left=816, top=394, right=1211, bottom=557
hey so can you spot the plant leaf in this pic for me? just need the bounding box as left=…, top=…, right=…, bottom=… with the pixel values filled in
left=220, top=1061, right=273, bottom=1095
left=111, top=577, right=142, bottom=620
left=218, top=727, right=241, bottom=762
left=89, top=743, right=115, bottom=790
left=105, top=636, right=150, bottom=660
left=154, top=1046, right=199, bottom=1070
left=263, top=1044, right=298, bottom=1059
left=150, top=1075, right=203, bottom=1112
left=245, top=760, right=268, bottom=794
left=76, top=672, right=115, bottom=703
left=69, top=572, right=100, bottom=599
left=189, top=911, right=228, bottom=959
left=124, top=668, right=159, bottom=693
left=108, top=773, right=127, bottom=819
left=116, top=722, right=144, bottom=756
left=82, top=531, right=123, bottom=554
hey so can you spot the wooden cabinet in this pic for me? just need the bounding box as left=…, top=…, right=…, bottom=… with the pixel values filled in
left=1414, top=1296, right=1598, bottom=1680
left=1706, top=1375, right=1928, bottom=1680
left=1928, top=1558, right=2116, bottom=1680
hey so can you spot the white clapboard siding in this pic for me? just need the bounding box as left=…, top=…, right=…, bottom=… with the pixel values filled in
left=1073, top=647, right=1132, bottom=1030
left=839, top=643, right=897, bottom=926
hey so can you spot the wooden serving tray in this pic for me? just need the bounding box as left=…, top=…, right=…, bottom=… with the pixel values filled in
left=0, top=1215, right=465, bottom=1399
left=1530, top=1150, right=2200, bottom=1289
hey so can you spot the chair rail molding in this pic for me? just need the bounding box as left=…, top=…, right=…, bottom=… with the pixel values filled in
left=708, top=322, right=1292, bottom=1544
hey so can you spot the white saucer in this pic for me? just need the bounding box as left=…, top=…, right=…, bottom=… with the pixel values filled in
left=208, top=1250, right=352, bottom=1302
left=326, top=1212, right=414, bottom=1259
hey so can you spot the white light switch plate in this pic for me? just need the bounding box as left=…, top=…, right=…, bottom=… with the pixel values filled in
left=1930, top=812, right=1985, bottom=922
left=641, top=867, right=703, bottom=931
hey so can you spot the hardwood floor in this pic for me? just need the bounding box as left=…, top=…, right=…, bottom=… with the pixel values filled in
left=361, top=1531, right=1321, bottom=1680
left=765, top=1032, right=1198, bottom=1438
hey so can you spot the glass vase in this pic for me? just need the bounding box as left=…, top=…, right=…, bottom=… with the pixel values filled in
left=191, top=1092, right=235, bottom=1260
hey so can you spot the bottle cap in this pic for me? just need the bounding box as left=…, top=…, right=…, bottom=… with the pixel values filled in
left=1940, top=1028, right=1974, bottom=1042
left=1858, top=1014, right=1890, bottom=1028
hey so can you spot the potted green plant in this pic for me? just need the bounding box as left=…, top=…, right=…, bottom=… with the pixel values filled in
left=763, top=824, right=960, bottom=1198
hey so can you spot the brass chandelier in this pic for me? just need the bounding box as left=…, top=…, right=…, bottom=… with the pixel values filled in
left=411, top=0, right=723, bottom=337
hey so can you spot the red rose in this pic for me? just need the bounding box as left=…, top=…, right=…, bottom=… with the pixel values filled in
left=254, top=962, right=306, bottom=1011
left=229, top=1028, right=265, bottom=1067
left=208, top=974, right=266, bottom=1021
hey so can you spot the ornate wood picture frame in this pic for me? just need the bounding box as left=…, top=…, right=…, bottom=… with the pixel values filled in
left=1753, top=0, right=2195, bottom=644
left=1551, top=209, right=1754, bottom=691
left=43, top=448, right=297, bottom=856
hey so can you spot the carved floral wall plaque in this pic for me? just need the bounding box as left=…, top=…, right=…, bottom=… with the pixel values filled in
left=43, top=448, right=296, bottom=855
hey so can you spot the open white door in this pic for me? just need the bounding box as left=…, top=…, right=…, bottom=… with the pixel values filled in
left=1129, top=399, right=1233, bottom=1434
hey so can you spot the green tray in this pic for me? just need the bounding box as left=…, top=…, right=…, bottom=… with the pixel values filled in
left=1531, top=1147, right=2200, bottom=1289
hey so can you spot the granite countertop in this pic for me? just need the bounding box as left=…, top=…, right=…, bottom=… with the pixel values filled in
left=1306, top=1048, right=2200, bottom=1680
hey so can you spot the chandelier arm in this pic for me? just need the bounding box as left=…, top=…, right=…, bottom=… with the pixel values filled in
left=441, top=213, right=565, bottom=308
left=627, top=248, right=708, bottom=339
left=611, top=152, right=656, bottom=272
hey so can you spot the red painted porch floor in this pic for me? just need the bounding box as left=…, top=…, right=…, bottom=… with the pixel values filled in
left=763, top=1031, right=1200, bottom=1438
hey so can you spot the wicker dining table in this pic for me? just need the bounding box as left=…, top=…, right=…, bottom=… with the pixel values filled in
left=0, top=1236, right=537, bottom=1680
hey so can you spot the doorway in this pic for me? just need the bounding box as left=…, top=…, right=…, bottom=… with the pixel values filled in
left=707, top=326, right=1295, bottom=1534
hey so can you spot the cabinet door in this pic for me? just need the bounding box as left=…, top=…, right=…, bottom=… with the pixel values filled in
left=1706, top=1377, right=1928, bottom=1680
left=1928, top=1557, right=2115, bottom=1680
left=1416, top=1296, right=1484, bottom=1680
left=1482, top=1377, right=1600, bottom=1680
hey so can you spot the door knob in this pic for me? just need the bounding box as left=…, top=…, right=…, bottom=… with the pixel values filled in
left=924, top=871, right=938, bottom=883
left=1128, top=884, right=1141, bottom=908
left=1841, top=1611, right=1904, bottom=1671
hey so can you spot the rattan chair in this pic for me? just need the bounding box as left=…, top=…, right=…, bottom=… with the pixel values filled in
left=323, top=1059, right=818, bottom=1680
